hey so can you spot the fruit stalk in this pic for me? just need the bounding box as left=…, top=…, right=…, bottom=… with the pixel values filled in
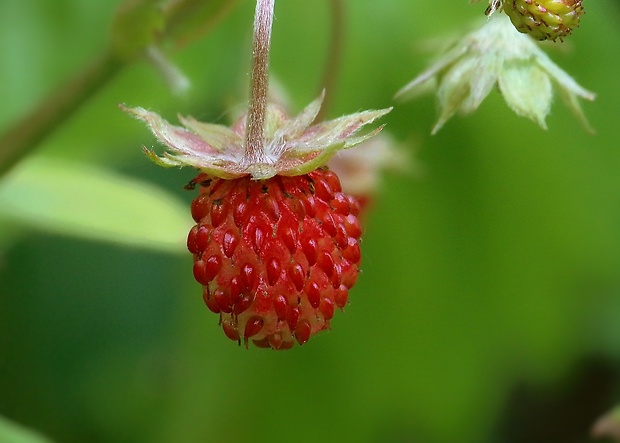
left=244, top=0, right=275, bottom=167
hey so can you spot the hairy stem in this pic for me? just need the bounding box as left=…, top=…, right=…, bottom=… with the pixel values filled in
left=0, top=52, right=123, bottom=177
left=244, top=0, right=275, bottom=165
left=316, top=0, right=345, bottom=122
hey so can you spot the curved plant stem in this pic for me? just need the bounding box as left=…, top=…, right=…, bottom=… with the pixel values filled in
left=315, top=0, right=345, bottom=122
left=244, top=0, right=275, bottom=166
left=0, top=52, right=123, bottom=177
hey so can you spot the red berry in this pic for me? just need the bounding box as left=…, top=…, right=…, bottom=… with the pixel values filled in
left=187, top=168, right=362, bottom=349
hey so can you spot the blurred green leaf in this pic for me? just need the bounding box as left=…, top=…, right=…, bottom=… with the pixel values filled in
left=0, top=416, right=52, bottom=443
left=0, top=157, right=190, bottom=253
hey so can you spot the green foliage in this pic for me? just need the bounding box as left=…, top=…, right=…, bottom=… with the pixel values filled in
left=0, top=157, right=189, bottom=253
left=1, top=1, right=620, bottom=443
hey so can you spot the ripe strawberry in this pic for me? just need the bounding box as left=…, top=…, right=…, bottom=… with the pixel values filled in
left=186, top=169, right=362, bottom=348
left=122, top=94, right=390, bottom=349
left=502, top=0, right=584, bottom=41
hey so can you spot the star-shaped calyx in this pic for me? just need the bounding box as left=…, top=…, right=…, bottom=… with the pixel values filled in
left=121, top=92, right=391, bottom=180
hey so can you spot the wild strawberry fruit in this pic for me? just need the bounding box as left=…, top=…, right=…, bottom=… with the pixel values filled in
left=186, top=169, right=362, bottom=348
left=122, top=93, right=390, bottom=349
left=502, top=0, right=584, bottom=41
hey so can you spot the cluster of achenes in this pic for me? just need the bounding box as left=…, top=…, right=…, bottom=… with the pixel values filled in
left=187, top=168, right=362, bottom=350
left=487, top=0, right=584, bottom=41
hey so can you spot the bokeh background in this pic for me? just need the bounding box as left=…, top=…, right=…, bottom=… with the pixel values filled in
left=2, top=1, right=620, bottom=442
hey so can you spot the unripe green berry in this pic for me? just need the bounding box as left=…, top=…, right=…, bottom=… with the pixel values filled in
left=503, top=0, right=584, bottom=41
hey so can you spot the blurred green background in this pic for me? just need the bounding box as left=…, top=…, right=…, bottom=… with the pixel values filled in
left=1, top=1, right=620, bottom=442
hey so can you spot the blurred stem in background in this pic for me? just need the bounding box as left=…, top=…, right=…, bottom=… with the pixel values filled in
left=0, top=0, right=239, bottom=178
left=0, top=52, right=123, bottom=177
left=315, top=0, right=345, bottom=122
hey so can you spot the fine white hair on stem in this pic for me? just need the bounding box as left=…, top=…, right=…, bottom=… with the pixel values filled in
left=244, top=0, right=275, bottom=166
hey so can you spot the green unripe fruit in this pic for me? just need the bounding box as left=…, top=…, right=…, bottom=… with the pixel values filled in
left=503, top=0, right=584, bottom=41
